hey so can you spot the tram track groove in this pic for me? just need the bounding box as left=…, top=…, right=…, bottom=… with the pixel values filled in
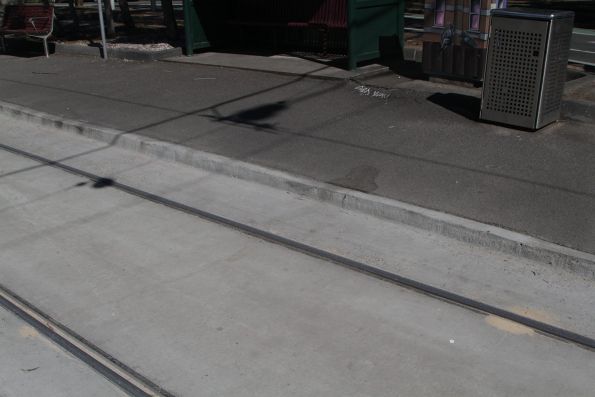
left=0, top=284, right=175, bottom=397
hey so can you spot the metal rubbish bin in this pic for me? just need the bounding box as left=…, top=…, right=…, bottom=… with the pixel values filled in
left=480, top=9, right=574, bottom=130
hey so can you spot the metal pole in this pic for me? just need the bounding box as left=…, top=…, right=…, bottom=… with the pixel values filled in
left=97, top=0, right=108, bottom=60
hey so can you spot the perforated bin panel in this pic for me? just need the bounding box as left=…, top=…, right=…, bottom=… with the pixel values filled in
left=538, top=17, right=574, bottom=127
left=480, top=17, right=549, bottom=129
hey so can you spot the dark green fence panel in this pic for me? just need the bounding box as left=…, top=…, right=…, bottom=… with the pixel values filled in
left=183, top=0, right=218, bottom=55
left=183, top=0, right=405, bottom=69
left=348, top=0, right=405, bottom=69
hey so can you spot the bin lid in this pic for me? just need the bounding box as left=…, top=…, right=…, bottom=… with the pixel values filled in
left=492, top=8, right=574, bottom=21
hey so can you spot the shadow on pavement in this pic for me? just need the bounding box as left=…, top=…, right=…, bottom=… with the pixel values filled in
left=427, top=93, right=481, bottom=121
left=208, top=101, right=288, bottom=131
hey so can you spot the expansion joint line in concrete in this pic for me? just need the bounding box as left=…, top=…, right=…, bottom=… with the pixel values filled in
left=1, top=142, right=595, bottom=353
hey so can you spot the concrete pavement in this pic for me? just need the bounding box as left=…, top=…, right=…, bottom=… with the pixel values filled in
left=0, top=54, right=594, bottom=257
left=1, top=118, right=595, bottom=396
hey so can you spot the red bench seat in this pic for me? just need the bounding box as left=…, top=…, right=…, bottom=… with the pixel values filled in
left=227, top=0, right=347, bottom=52
left=0, top=5, right=54, bottom=57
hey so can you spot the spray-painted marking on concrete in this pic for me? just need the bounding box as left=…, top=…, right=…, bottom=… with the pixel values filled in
left=354, top=85, right=391, bottom=100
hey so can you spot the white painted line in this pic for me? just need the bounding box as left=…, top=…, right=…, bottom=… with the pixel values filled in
left=573, top=29, right=595, bottom=37
left=570, top=49, right=595, bottom=55
left=569, top=59, right=595, bottom=67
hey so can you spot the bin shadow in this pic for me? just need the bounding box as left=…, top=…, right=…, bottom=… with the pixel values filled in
left=427, top=93, right=481, bottom=121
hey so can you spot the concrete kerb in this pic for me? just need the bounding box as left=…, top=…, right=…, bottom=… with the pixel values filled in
left=161, top=56, right=390, bottom=82
left=54, top=43, right=183, bottom=61
left=1, top=99, right=595, bottom=279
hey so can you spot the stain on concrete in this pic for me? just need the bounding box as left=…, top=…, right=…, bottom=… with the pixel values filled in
left=485, top=315, right=535, bottom=336
left=509, top=306, right=557, bottom=324
left=485, top=306, right=557, bottom=336
left=330, top=165, right=379, bottom=193
left=18, top=325, right=39, bottom=339
left=18, top=325, right=61, bottom=352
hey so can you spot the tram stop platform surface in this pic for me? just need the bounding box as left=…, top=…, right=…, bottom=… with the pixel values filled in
left=164, top=52, right=389, bottom=80
left=0, top=53, right=595, bottom=255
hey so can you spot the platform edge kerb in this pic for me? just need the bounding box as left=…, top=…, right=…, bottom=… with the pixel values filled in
left=1, top=99, right=594, bottom=278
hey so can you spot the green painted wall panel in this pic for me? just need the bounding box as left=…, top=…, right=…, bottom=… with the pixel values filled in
left=183, top=0, right=404, bottom=68
left=184, top=0, right=219, bottom=55
left=348, top=0, right=405, bottom=69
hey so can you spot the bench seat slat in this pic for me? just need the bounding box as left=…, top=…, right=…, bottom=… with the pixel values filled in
left=1, top=5, right=53, bottom=35
left=227, top=0, right=348, bottom=30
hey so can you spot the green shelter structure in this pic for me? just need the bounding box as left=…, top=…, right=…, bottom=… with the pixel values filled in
left=183, top=0, right=405, bottom=70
